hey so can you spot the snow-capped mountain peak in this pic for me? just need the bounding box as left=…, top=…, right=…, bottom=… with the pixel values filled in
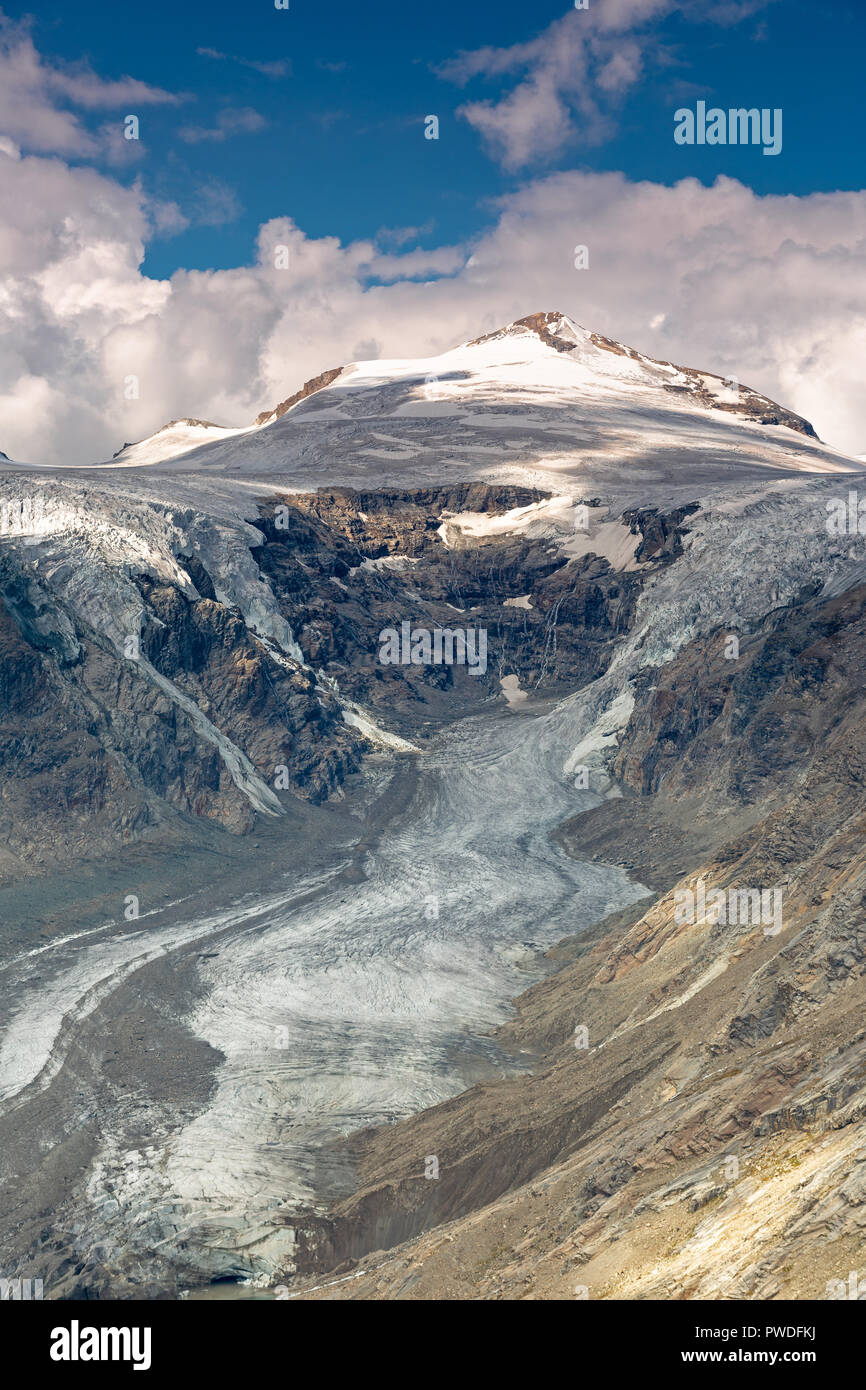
left=109, top=418, right=250, bottom=468
left=91, top=308, right=858, bottom=505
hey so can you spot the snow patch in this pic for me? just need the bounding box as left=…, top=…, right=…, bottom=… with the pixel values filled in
left=563, top=516, right=642, bottom=570
left=437, top=495, right=576, bottom=546
left=348, top=555, right=422, bottom=576
left=500, top=674, right=528, bottom=707
left=341, top=702, right=418, bottom=752
left=109, top=421, right=250, bottom=468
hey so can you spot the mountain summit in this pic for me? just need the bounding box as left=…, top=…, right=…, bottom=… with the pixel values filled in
left=102, top=311, right=850, bottom=500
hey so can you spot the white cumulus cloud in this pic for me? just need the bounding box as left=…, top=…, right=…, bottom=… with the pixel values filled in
left=0, top=13, right=181, bottom=158
left=437, top=1, right=775, bottom=170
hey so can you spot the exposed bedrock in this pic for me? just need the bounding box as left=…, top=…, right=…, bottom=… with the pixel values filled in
left=251, top=486, right=692, bottom=728
left=0, top=482, right=693, bottom=882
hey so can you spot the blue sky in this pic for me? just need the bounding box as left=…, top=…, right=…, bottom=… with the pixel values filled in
left=8, top=0, right=864, bottom=279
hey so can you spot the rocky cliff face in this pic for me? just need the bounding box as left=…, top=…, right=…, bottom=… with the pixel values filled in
left=0, top=506, right=360, bottom=880
left=252, top=485, right=654, bottom=723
